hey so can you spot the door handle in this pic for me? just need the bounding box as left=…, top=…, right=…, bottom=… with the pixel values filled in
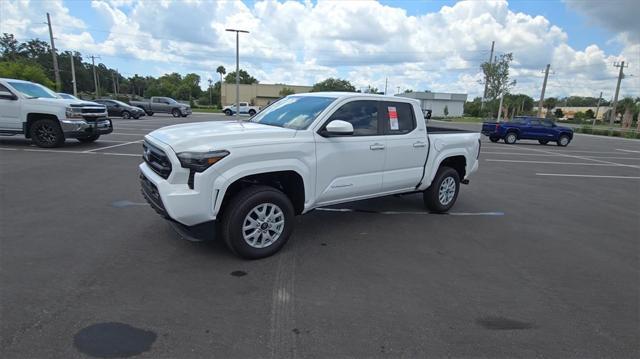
left=369, top=143, right=385, bottom=151
left=413, top=141, right=427, bottom=148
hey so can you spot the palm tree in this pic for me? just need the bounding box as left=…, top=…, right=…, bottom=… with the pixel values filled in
left=216, top=66, right=226, bottom=107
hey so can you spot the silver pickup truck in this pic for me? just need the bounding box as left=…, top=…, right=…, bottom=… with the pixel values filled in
left=130, top=97, right=192, bottom=117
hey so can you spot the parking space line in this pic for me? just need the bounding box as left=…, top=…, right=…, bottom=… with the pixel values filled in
left=84, top=140, right=142, bottom=153
left=486, top=159, right=622, bottom=166
left=536, top=173, right=640, bottom=179
left=6, top=148, right=140, bottom=158
left=481, top=152, right=640, bottom=160
left=0, top=147, right=17, bottom=151
left=111, top=132, right=147, bottom=136
left=510, top=146, right=640, bottom=169
left=616, top=149, right=640, bottom=154
left=483, top=148, right=636, bottom=155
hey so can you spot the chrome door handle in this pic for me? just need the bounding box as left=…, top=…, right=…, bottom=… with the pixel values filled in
left=369, top=143, right=385, bottom=150
left=413, top=141, right=427, bottom=148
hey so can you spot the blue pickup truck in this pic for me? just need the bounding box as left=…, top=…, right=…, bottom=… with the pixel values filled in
left=481, top=116, right=574, bottom=146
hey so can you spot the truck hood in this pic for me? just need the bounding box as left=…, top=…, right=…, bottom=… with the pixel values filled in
left=147, top=121, right=297, bottom=153
left=25, top=97, right=100, bottom=107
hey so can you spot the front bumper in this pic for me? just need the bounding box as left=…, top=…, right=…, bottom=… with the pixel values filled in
left=181, top=108, right=192, bottom=115
left=60, top=118, right=113, bottom=138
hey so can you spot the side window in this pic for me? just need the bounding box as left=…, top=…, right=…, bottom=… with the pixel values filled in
left=542, top=120, right=554, bottom=127
left=529, top=119, right=541, bottom=126
left=152, top=98, right=161, bottom=103
left=512, top=118, right=525, bottom=125
left=326, top=100, right=380, bottom=136
left=382, top=102, right=415, bottom=134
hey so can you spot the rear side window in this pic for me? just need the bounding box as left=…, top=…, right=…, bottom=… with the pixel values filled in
left=326, top=100, right=380, bottom=136
left=511, top=118, right=526, bottom=125
left=529, top=119, right=541, bottom=126
left=542, top=120, right=554, bottom=127
left=381, top=102, right=415, bottom=134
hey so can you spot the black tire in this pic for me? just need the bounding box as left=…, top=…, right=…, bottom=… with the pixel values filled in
left=220, top=185, right=294, bottom=259
left=145, top=111, right=154, bottom=116
left=538, top=139, right=549, bottom=145
left=248, top=109, right=256, bottom=116
left=121, top=111, right=131, bottom=119
left=489, top=136, right=500, bottom=143
left=30, top=119, right=64, bottom=148
left=423, top=166, right=460, bottom=213
left=557, top=135, right=571, bottom=147
left=504, top=131, right=517, bottom=144
left=133, top=115, right=140, bottom=119
left=77, top=134, right=100, bottom=143
left=181, top=114, right=188, bottom=117
left=172, top=109, right=181, bottom=117
left=224, top=109, right=232, bottom=116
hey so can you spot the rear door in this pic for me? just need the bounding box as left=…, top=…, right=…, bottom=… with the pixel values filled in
left=380, top=101, right=428, bottom=192
left=314, top=99, right=386, bottom=205
left=527, top=119, right=546, bottom=139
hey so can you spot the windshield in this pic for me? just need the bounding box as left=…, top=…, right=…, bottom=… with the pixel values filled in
left=9, top=82, right=57, bottom=99
left=57, top=93, right=78, bottom=100
left=111, top=100, right=130, bottom=107
left=249, top=96, right=336, bottom=130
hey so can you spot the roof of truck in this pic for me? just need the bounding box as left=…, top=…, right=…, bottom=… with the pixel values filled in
left=294, top=91, right=419, bottom=103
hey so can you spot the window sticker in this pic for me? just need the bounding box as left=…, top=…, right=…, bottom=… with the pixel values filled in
left=388, top=106, right=399, bottom=130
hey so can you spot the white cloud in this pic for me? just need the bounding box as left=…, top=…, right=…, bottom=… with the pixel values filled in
left=3, top=0, right=639, bottom=98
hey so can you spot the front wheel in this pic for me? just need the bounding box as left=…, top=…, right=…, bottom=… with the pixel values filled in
left=489, top=136, right=500, bottom=143
left=30, top=119, right=65, bottom=148
left=224, top=109, right=232, bottom=116
left=248, top=110, right=256, bottom=116
left=557, top=135, right=570, bottom=147
left=145, top=111, right=154, bottom=116
left=221, top=186, right=295, bottom=259
left=77, top=134, right=100, bottom=143
left=423, top=166, right=460, bottom=213
left=538, top=140, right=549, bottom=145
left=172, top=109, right=181, bottom=117
left=121, top=111, right=131, bottom=119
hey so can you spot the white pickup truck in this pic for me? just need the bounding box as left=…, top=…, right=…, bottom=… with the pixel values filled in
left=0, top=78, right=112, bottom=147
left=140, top=93, right=480, bottom=258
left=222, top=102, right=260, bottom=116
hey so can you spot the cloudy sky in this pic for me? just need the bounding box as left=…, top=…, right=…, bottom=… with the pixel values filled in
left=1, top=0, right=638, bottom=100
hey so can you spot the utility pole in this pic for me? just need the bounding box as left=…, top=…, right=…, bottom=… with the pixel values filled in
left=111, top=72, right=117, bottom=96
left=70, top=53, right=77, bottom=97
left=610, top=61, right=627, bottom=125
left=208, top=78, right=213, bottom=105
left=497, top=92, right=504, bottom=121
left=46, top=13, right=61, bottom=91
left=384, top=77, right=388, bottom=95
left=397, top=86, right=400, bottom=94
left=480, top=40, right=495, bottom=111
left=89, top=55, right=101, bottom=98
left=537, top=64, right=551, bottom=118
left=225, top=28, right=249, bottom=120
left=593, top=91, right=602, bottom=127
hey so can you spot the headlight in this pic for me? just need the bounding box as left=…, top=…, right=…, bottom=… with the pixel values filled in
left=65, top=107, right=84, bottom=119
left=176, top=150, right=229, bottom=172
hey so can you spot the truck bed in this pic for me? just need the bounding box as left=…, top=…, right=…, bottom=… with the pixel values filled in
left=427, top=126, right=476, bottom=134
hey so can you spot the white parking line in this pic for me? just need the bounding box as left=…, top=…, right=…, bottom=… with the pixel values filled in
left=486, top=159, right=622, bottom=166
left=5, top=148, right=140, bottom=158
left=111, top=132, right=147, bottom=136
left=510, top=146, right=640, bottom=169
left=536, top=173, right=640, bottom=179
left=616, top=149, right=640, bottom=154
left=84, top=140, right=142, bottom=152
left=481, top=152, right=640, bottom=160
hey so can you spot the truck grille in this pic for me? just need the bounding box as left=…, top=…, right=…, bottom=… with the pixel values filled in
left=143, top=141, right=172, bottom=179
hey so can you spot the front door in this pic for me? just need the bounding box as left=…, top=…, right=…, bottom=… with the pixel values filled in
left=314, top=100, right=386, bottom=205
left=0, top=84, right=21, bottom=130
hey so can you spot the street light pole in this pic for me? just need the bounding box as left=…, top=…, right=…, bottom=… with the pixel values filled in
left=225, top=28, right=249, bottom=121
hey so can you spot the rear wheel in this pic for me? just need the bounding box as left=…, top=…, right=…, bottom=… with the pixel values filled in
left=146, top=111, right=154, bottom=116
left=224, top=109, right=232, bottom=116
left=220, top=185, right=294, bottom=259
left=30, top=119, right=64, bottom=148
left=77, top=134, right=100, bottom=143
left=538, top=139, right=549, bottom=145
left=172, top=109, right=181, bottom=117
left=248, top=109, right=256, bottom=116
left=489, top=136, right=500, bottom=143
left=504, top=132, right=517, bottom=144
left=557, top=135, right=570, bottom=147
left=423, top=166, right=460, bottom=213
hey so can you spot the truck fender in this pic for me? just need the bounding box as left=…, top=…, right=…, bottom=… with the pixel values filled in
left=211, top=159, right=312, bottom=216
left=422, top=148, right=470, bottom=190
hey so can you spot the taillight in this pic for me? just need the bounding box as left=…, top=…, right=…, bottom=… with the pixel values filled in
left=495, top=124, right=500, bottom=130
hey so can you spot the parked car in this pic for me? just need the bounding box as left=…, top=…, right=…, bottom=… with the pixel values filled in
left=0, top=78, right=112, bottom=147
left=94, top=99, right=145, bottom=119
left=481, top=116, right=574, bottom=146
left=222, top=102, right=260, bottom=116
left=423, top=109, right=432, bottom=119
left=57, top=93, right=80, bottom=100
left=140, top=92, right=481, bottom=259
left=130, top=97, right=191, bottom=117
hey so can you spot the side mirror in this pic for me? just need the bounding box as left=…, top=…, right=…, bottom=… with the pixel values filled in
left=322, top=120, right=354, bottom=136
left=0, top=90, right=17, bottom=100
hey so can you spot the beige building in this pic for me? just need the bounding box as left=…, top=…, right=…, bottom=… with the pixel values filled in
left=221, top=83, right=313, bottom=107
left=535, top=106, right=611, bottom=120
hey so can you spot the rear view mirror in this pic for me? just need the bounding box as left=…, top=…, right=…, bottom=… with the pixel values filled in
left=322, top=120, right=354, bottom=136
left=0, top=90, right=17, bottom=100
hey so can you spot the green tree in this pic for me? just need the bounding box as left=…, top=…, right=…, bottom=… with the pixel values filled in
left=543, top=97, right=557, bottom=118
left=403, top=89, right=413, bottom=93
left=585, top=109, right=595, bottom=119
left=0, top=60, right=54, bottom=88
left=443, top=105, right=449, bottom=117
left=224, top=69, right=258, bottom=84
left=574, top=111, right=586, bottom=120
left=216, top=65, right=226, bottom=106
left=481, top=53, right=516, bottom=101
left=363, top=85, right=379, bottom=94
left=554, top=108, right=564, bottom=118
left=279, top=86, right=295, bottom=96
left=311, top=78, right=355, bottom=92
left=0, top=33, right=21, bottom=60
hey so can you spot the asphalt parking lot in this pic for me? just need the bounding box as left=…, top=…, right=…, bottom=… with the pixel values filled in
left=1, top=114, right=639, bottom=358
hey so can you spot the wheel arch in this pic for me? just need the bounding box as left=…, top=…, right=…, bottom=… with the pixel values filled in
left=24, top=113, right=59, bottom=138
